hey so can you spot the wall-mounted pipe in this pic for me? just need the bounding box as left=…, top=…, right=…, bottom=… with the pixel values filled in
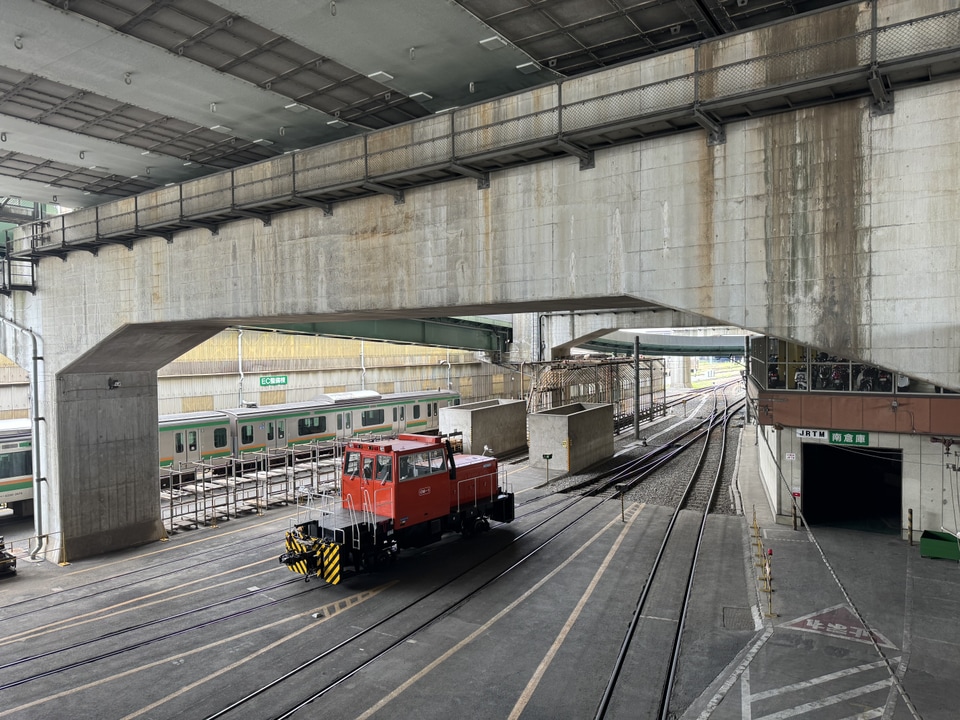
left=0, top=316, right=44, bottom=558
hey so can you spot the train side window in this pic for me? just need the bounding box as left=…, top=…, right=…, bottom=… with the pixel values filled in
left=413, top=405, right=421, bottom=420
left=433, top=402, right=438, bottom=416
left=175, top=432, right=184, bottom=454
left=393, top=407, right=397, bottom=422
left=297, top=416, right=326, bottom=435
left=188, top=431, right=197, bottom=452
left=400, top=406, right=405, bottom=421
left=343, top=451, right=361, bottom=477
left=399, top=456, right=415, bottom=481
left=278, top=421, right=285, bottom=440
left=241, top=424, right=254, bottom=444
left=267, top=422, right=274, bottom=442
left=361, top=409, right=384, bottom=427
left=213, top=428, right=227, bottom=448
left=345, top=413, right=352, bottom=430
left=427, top=404, right=432, bottom=418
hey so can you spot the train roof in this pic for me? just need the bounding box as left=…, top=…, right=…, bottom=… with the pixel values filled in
left=0, top=417, right=31, bottom=438
left=158, top=411, right=231, bottom=426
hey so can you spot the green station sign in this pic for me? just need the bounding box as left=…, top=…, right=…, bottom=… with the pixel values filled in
left=259, top=375, right=288, bottom=387
left=829, top=430, right=869, bottom=446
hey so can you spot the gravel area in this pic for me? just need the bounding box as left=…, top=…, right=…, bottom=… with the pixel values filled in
left=544, top=388, right=746, bottom=515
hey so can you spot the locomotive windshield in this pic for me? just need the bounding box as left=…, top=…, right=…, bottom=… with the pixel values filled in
left=343, top=451, right=361, bottom=477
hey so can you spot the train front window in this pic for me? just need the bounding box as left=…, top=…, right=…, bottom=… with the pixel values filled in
left=376, top=455, right=393, bottom=483
left=362, top=457, right=375, bottom=480
left=343, top=451, right=361, bottom=477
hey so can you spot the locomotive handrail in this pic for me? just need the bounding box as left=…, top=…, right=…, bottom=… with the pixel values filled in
left=7, top=7, right=960, bottom=270
left=454, top=470, right=499, bottom=513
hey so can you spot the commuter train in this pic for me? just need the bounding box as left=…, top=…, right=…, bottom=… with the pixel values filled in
left=280, top=433, right=515, bottom=582
left=0, top=389, right=460, bottom=518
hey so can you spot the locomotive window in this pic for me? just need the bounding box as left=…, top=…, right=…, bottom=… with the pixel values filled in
left=241, top=424, right=254, bottom=444
left=403, top=448, right=447, bottom=479
left=376, top=455, right=392, bottom=483
left=413, top=405, right=421, bottom=420
left=175, top=432, right=184, bottom=454
left=361, top=409, right=384, bottom=427
left=267, top=422, right=274, bottom=442
left=362, top=457, right=375, bottom=480
left=213, top=428, right=227, bottom=448
left=343, top=451, right=361, bottom=477
left=399, top=456, right=416, bottom=481
left=188, top=431, right=197, bottom=452
left=278, top=421, right=285, bottom=440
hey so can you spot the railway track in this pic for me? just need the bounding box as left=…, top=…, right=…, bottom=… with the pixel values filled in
left=595, top=384, right=744, bottom=718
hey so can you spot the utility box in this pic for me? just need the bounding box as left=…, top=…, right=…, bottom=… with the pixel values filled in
left=919, top=530, right=960, bottom=561
left=439, top=399, right=527, bottom=456
left=528, top=403, right=613, bottom=475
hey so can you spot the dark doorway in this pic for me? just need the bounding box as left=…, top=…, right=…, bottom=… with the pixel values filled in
left=802, top=443, right=902, bottom=533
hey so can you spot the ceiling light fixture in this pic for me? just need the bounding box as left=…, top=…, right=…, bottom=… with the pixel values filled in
left=327, top=119, right=349, bottom=129
left=479, top=36, right=507, bottom=51
left=253, top=138, right=274, bottom=145
left=516, top=62, right=540, bottom=74
left=210, top=125, right=233, bottom=133
left=284, top=102, right=308, bottom=113
left=409, top=91, right=433, bottom=101
left=368, top=71, right=394, bottom=83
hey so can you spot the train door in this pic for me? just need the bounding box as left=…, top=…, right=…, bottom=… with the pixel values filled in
left=175, top=428, right=203, bottom=466
left=264, top=419, right=286, bottom=449
left=337, top=411, right=353, bottom=440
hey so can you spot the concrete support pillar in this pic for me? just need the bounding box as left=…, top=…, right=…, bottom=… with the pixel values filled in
left=55, top=370, right=164, bottom=560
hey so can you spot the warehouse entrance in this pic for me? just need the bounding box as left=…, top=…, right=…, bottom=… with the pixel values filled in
left=801, top=443, right=902, bottom=533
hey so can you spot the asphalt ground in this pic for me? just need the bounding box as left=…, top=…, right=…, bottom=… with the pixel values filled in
left=0, top=422, right=956, bottom=719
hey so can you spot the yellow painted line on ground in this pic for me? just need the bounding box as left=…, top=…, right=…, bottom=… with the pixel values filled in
left=508, top=503, right=645, bottom=719
left=355, top=503, right=645, bottom=720
left=0, top=583, right=396, bottom=720
left=0, top=560, right=276, bottom=647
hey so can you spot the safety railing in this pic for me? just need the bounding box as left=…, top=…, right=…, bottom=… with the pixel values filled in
left=8, top=8, right=960, bottom=263
left=159, top=445, right=339, bottom=534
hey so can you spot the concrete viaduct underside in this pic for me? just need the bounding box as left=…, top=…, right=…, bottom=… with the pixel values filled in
left=3, top=3, right=960, bottom=559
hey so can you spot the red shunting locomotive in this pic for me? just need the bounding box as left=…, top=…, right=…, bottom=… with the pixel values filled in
left=280, top=434, right=515, bottom=582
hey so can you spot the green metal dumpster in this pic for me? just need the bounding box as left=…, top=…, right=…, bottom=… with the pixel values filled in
left=919, top=530, right=960, bottom=561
